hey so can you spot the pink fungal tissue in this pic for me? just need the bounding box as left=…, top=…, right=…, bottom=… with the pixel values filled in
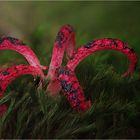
left=0, top=25, right=138, bottom=116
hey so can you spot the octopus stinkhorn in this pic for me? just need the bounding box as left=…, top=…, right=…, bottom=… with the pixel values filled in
left=0, top=24, right=138, bottom=115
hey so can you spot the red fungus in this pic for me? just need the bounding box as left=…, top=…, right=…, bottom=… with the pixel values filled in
left=0, top=25, right=138, bottom=114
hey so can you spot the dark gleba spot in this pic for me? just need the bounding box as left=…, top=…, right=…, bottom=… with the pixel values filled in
left=84, top=41, right=94, bottom=49
left=57, top=67, right=65, bottom=75
left=55, top=31, right=64, bottom=48
left=112, top=39, right=118, bottom=47
left=68, top=94, right=77, bottom=102
left=0, top=38, right=3, bottom=44
left=64, top=24, right=74, bottom=33
left=60, top=80, right=66, bottom=85
left=7, top=36, right=25, bottom=46
left=123, top=46, right=134, bottom=53
left=1, top=36, right=25, bottom=46
left=69, top=88, right=77, bottom=94
left=1, top=36, right=26, bottom=46
left=3, top=71, right=10, bottom=76
left=57, top=67, right=70, bottom=76
left=64, top=84, right=72, bottom=92
left=129, top=48, right=135, bottom=53
left=0, top=86, right=2, bottom=92
left=60, top=80, right=72, bottom=93
left=123, top=46, right=129, bottom=49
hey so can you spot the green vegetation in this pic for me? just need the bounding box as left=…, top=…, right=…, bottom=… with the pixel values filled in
left=0, top=1, right=140, bottom=139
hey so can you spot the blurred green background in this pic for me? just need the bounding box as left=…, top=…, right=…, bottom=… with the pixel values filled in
left=0, top=1, right=140, bottom=69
